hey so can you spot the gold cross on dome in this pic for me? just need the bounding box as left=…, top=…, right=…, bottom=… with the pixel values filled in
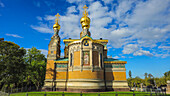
left=83, top=5, right=88, bottom=17
left=83, top=5, right=88, bottom=10
left=55, top=13, right=60, bottom=23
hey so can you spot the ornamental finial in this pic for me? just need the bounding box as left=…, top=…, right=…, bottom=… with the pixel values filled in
left=53, top=13, right=61, bottom=30
left=55, top=13, right=60, bottom=23
left=80, top=5, right=90, bottom=29
left=83, top=5, right=88, bottom=17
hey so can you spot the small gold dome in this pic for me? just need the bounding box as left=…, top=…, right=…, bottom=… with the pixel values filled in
left=53, top=22, right=60, bottom=30
left=53, top=13, right=61, bottom=30
left=80, top=16, right=90, bottom=29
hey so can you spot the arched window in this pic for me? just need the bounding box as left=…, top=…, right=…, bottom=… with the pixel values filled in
left=70, top=53, right=72, bottom=67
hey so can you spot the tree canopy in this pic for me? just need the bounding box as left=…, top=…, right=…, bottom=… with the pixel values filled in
left=24, top=47, right=46, bottom=90
left=127, top=71, right=170, bottom=88
left=0, top=41, right=47, bottom=91
left=0, top=41, right=26, bottom=90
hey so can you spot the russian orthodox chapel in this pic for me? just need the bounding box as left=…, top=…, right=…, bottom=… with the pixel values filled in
left=43, top=5, right=129, bottom=92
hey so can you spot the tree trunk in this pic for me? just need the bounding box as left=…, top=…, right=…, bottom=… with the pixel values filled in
left=35, top=82, right=40, bottom=91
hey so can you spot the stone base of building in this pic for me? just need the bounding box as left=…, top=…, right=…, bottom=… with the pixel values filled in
left=42, top=87, right=129, bottom=92
left=43, top=79, right=129, bottom=92
left=67, top=88, right=105, bottom=92
left=106, top=80, right=129, bottom=91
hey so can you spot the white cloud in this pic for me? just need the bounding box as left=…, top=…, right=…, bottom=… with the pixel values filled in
left=125, top=0, right=170, bottom=28
left=30, top=0, right=170, bottom=58
left=114, top=0, right=169, bottom=57
left=158, top=46, right=170, bottom=49
left=108, top=28, right=134, bottom=48
left=36, top=16, right=42, bottom=21
left=0, top=1, right=5, bottom=7
left=102, top=0, right=114, bottom=4
left=134, top=50, right=153, bottom=56
left=60, top=14, right=81, bottom=39
left=44, top=15, right=55, bottom=21
left=114, top=0, right=134, bottom=19
left=30, top=23, right=53, bottom=33
left=45, top=38, right=49, bottom=40
left=6, top=34, right=23, bottom=38
left=39, top=49, right=48, bottom=57
left=113, top=56, right=119, bottom=59
left=89, top=1, right=109, bottom=19
left=67, top=6, right=77, bottom=14
left=66, top=0, right=94, bottom=3
left=122, top=44, right=153, bottom=56
left=66, top=0, right=81, bottom=3
left=122, top=44, right=139, bottom=54
left=155, top=53, right=169, bottom=58
left=42, top=12, right=81, bottom=39
left=121, top=56, right=126, bottom=58
left=156, top=45, right=170, bottom=58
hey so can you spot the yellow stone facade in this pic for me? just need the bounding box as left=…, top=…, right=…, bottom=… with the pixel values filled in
left=43, top=5, right=129, bottom=92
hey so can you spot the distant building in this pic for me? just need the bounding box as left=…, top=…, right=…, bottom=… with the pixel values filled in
left=43, top=5, right=129, bottom=92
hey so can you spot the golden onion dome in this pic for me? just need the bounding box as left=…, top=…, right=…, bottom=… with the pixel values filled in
left=80, top=16, right=90, bottom=29
left=80, top=5, right=90, bottom=29
left=53, top=22, right=60, bottom=30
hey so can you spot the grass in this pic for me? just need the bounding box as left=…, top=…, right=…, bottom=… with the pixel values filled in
left=9, top=91, right=169, bottom=96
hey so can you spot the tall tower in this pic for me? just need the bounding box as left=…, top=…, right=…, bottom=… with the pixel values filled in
left=80, top=5, right=91, bottom=38
left=43, top=13, right=61, bottom=90
left=47, top=13, right=61, bottom=60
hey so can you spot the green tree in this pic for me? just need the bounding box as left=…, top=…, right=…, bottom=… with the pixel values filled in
left=134, top=77, right=143, bottom=87
left=148, top=73, right=153, bottom=78
left=25, top=47, right=46, bottom=90
left=0, top=41, right=26, bottom=91
left=129, top=70, right=132, bottom=78
left=127, top=77, right=143, bottom=89
left=154, top=77, right=166, bottom=87
left=144, top=78, right=154, bottom=87
left=164, top=71, right=170, bottom=77
left=127, top=78, right=133, bottom=90
left=144, top=73, right=148, bottom=79
left=164, top=70, right=170, bottom=80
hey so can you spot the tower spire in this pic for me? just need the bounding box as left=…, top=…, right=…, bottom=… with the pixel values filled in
left=53, top=13, right=61, bottom=31
left=55, top=13, right=60, bottom=23
left=83, top=5, right=88, bottom=17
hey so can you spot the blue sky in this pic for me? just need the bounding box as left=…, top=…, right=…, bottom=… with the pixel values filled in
left=0, top=0, right=169, bottom=78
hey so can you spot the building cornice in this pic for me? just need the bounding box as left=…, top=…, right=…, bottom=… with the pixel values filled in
left=104, top=61, right=127, bottom=64
left=54, top=61, right=68, bottom=63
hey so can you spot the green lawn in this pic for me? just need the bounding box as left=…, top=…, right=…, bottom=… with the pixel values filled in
left=9, top=91, right=169, bottom=96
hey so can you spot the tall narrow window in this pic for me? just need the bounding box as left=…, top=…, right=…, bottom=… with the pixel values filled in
left=70, top=53, right=72, bottom=67
left=100, top=53, right=102, bottom=67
